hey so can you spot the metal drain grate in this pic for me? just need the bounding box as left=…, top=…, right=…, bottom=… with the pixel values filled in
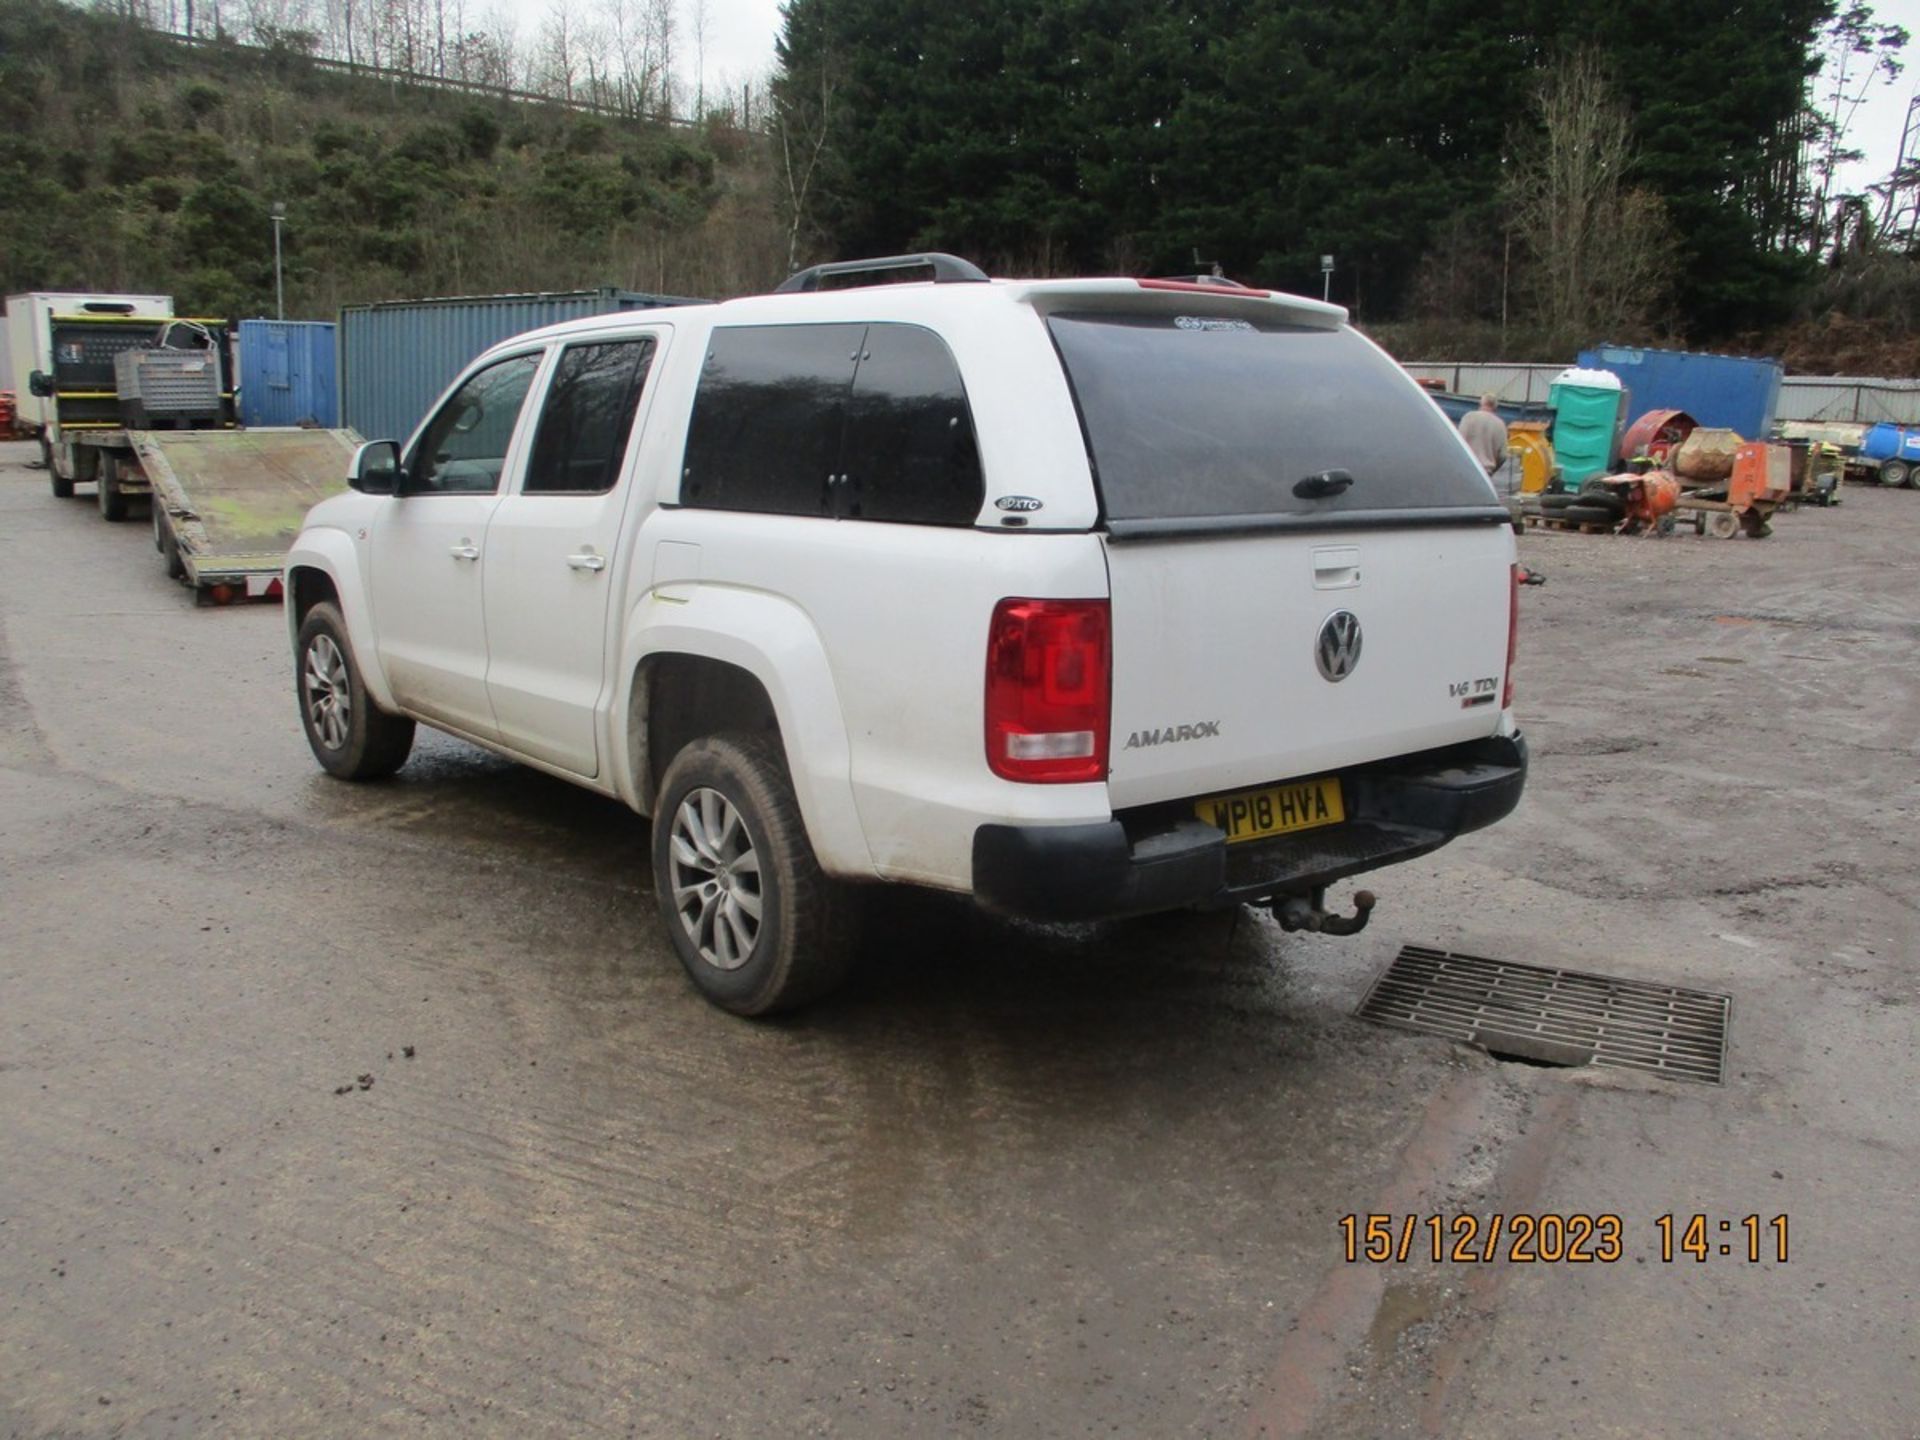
left=1357, top=945, right=1731, bottom=1084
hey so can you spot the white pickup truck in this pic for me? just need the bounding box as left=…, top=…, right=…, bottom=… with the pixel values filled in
left=287, top=254, right=1526, bottom=1015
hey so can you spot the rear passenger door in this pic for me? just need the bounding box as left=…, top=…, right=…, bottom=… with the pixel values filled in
left=482, top=333, right=663, bottom=776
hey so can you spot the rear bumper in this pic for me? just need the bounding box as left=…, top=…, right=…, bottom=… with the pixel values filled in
left=972, top=732, right=1527, bottom=923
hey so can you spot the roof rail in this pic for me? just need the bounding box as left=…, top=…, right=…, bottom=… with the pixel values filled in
left=775, top=252, right=989, bottom=294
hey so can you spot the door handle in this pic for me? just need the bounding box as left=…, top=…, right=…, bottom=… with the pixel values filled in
left=449, top=542, right=480, bottom=561
left=567, top=551, right=607, bottom=572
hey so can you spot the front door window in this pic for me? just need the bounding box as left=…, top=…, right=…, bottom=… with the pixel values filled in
left=407, top=354, right=542, bottom=494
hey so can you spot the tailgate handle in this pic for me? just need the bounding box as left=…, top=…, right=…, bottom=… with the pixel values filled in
left=1293, top=468, right=1353, bottom=499
left=1313, top=546, right=1360, bottom=589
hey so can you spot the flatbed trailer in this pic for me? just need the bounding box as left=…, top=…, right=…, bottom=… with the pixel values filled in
left=69, top=427, right=360, bottom=601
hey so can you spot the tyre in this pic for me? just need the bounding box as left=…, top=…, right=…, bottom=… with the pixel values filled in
left=1539, top=492, right=1576, bottom=515
left=44, top=435, right=74, bottom=498
left=1573, top=483, right=1626, bottom=517
left=1561, top=502, right=1620, bottom=527
left=295, top=602, right=415, bottom=781
left=154, top=505, right=185, bottom=580
left=651, top=732, right=859, bottom=1016
left=1880, top=459, right=1909, bottom=488
left=97, top=454, right=129, bottom=522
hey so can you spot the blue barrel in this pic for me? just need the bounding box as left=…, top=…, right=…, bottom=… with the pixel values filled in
left=237, top=319, right=338, bottom=428
left=1859, top=422, right=1920, bottom=463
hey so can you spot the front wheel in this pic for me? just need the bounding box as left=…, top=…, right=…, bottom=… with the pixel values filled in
left=1880, top=459, right=1910, bottom=488
left=46, top=434, right=74, bottom=498
left=295, top=602, right=414, bottom=780
left=651, top=732, right=859, bottom=1016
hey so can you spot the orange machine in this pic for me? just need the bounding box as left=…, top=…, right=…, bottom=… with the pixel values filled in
left=1620, top=470, right=1681, bottom=530
left=1728, top=442, right=1793, bottom=512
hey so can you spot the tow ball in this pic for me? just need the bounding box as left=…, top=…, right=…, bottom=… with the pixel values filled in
left=1271, top=887, right=1376, bottom=936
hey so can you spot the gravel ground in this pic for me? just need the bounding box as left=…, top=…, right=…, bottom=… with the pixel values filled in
left=1, top=442, right=1914, bottom=1438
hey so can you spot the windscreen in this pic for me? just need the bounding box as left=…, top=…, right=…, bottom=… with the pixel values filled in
left=1047, top=312, right=1498, bottom=522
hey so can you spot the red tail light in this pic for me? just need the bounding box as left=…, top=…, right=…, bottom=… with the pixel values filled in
left=1503, top=564, right=1519, bottom=709
left=985, top=598, right=1111, bottom=783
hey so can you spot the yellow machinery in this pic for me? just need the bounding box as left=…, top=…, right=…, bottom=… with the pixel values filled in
left=1507, top=421, right=1557, bottom=493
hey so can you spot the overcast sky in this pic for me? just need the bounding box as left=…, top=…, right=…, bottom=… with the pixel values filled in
left=497, top=0, right=1920, bottom=200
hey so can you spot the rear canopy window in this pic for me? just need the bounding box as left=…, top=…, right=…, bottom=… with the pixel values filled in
left=680, top=322, right=983, bottom=526
left=1047, top=312, right=1497, bottom=522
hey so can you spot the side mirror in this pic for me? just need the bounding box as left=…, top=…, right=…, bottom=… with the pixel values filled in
left=349, top=439, right=403, bottom=495
left=28, top=370, right=52, bottom=398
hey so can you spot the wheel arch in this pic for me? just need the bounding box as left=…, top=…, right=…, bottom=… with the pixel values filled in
left=616, top=590, right=872, bottom=879
left=285, top=531, right=396, bottom=712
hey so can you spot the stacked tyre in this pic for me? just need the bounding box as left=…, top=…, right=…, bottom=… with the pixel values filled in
left=1541, top=479, right=1626, bottom=528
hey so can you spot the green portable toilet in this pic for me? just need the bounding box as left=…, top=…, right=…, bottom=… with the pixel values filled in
left=1548, top=367, right=1628, bottom=487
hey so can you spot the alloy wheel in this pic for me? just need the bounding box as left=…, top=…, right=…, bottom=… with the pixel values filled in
left=668, top=787, right=763, bottom=971
left=303, top=633, right=351, bottom=750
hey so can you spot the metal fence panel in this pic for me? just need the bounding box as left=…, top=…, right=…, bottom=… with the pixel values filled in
left=1407, top=362, right=1920, bottom=429
left=1402, top=363, right=1562, bottom=402
left=1773, top=380, right=1920, bottom=425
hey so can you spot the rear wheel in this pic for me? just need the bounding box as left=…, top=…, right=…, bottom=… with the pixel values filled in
left=651, top=732, right=859, bottom=1016
left=97, top=453, right=129, bottom=522
left=295, top=602, right=414, bottom=780
left=1880, top=459, right=1909, bottom=487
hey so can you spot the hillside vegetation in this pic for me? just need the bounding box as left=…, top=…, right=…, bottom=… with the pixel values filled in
left=0, top=0, right=779, bottom=317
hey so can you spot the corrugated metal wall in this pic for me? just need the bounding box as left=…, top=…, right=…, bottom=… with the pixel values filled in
left=238, top=319, right=338, bottom=428
left=1767, top=379, right=1920, bottom=424
left=339, top=289, right=698, bottom=444
left=1403, top=363, right=1564, bottom=403
left=1404, top=361, right=1920, bottom=427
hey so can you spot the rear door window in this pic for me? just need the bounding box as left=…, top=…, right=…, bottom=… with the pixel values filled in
left=1046, top=312, right=1497, bottom=524
left=679, top=322, right=984, bottom=525
left=679, top=324, right=864, bottom=516
left=523, top=339, right=657, bottom=495
left=840, top=325, right=983, bottom=525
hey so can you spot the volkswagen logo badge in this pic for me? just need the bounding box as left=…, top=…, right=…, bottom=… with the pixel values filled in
left=1315, top=611, right=1363, bottom=682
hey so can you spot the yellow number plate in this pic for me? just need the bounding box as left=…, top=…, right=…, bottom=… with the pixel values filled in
left=1196, top=777, right=1344, bottom=844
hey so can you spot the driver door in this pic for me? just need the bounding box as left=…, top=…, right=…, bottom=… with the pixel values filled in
left=368, top=350, right=545, bottom=740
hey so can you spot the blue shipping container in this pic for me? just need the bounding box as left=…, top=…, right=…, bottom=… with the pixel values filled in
left=237, top=319, right=338, bottom=428
left=339, top=289, right=700, bottom=445
left=1575, top=344, right=1783, bottom=441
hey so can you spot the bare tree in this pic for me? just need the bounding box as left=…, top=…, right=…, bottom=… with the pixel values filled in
left=688, top=0, right=706, bottom=116
left=644, top=0, right=674, bottom=118
left=775, top=52, right=836, bottom=272
left=536, top=0, right=579, bottom=100
left=1505, top=51, right=1677, bottom=341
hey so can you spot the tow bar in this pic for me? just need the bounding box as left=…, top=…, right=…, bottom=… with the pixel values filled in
left=1273, top=887, right=1376, bottom=936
